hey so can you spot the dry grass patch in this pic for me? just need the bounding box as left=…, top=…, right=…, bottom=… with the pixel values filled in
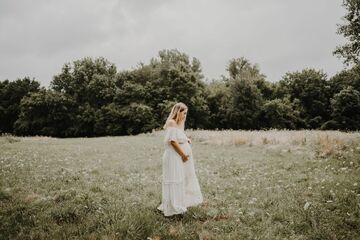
left=179, top=129, right=360, bottom=158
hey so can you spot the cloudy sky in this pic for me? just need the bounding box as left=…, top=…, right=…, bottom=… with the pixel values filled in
left=0, top=0, right=347, bottom=87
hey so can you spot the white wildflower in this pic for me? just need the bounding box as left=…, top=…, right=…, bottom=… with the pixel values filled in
left=304, top=202, right=311, bottom=210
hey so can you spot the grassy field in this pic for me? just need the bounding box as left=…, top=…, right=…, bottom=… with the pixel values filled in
left=0, top=130, right=359, bottom=240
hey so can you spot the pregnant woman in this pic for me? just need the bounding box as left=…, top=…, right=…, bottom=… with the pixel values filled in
left=157, top=102, right=203, bottom=217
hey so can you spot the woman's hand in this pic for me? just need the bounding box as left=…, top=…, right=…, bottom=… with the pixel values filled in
left=170, top=140, right=189, bottom=162
left=182, top=154, right=189, bottom=162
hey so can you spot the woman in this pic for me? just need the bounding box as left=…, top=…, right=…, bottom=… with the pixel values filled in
left=157, top=102, right=203, bottom=217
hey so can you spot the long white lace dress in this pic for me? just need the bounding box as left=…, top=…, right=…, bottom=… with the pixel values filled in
left=157, top=127, right=203, bottom=216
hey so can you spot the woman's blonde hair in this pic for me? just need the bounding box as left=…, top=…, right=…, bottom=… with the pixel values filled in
left=163, top=102, right=188, bottom=129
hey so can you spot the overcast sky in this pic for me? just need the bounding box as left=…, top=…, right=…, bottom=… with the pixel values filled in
left=0, top=0, right=347, bottom=87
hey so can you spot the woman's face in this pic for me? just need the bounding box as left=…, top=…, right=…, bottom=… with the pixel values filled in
left=179, top=108, right=188, bottom=122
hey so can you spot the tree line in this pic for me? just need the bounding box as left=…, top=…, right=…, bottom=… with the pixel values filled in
left=1, top=0, right=359, bottom=137
left=1, top=49, right=359, bottom=137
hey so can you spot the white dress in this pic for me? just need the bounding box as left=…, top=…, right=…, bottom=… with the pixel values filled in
left=157, top=127, right=203, bottom=216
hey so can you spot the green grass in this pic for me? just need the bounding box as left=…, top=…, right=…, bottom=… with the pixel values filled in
left=0, top=131, right=359, bottom=240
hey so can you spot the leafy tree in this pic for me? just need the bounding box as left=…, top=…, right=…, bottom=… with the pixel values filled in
left=94, top=103, right=156, bottom=135
left=228, top=78, right=264, bottom=129
left=14, top=89, right=77, bottom=137
left=226, top=57, right=274, bottom=99
left=330, top=86, right=360, bottom=130
left=94, top=103, right=124, bottom=136
left=226, top=57, right=262, bottom=80
left=151, top=49, right=209, bottom=129
left=87, top=74, right=117, bottom=107
left=45, top=51, right=209, bottom=135
left=277, top=69, right=331, bottom=129
left=120, top=103, right=156, bottom=134
left=333, top=0, right=360, bottom=65
left=50, top=57, right=117, bottom=107
left=259, top=98, right=301, bottom=129
left=253, top=78, right=275, bottom=100
left=0, top=77, right=40, bottom=133
left=205, top=79, right=232, bottom=129
left=329, top=63, right=360, bottom=96
left=225, top=58, right=265, bottom=129
left=114, top=69, right=148, bottom=106
left=71, top=103, right=97, bottom=137
left=49, top=57, right=118, bottom=136
left=116, top=49, right=209, bottom=129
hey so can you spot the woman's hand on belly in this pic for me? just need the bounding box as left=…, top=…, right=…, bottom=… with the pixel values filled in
left=182, top=154, right=189, bottom=162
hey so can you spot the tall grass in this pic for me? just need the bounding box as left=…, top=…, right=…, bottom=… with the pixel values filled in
left=1, top=130, right=359, bottom=239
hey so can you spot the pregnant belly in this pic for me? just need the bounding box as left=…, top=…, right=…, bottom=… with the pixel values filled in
left=179, top=142, right=192, bottom=156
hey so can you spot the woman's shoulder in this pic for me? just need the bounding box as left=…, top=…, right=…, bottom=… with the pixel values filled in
left=167, top=119, right=177, bottom=127
left=165, top=120, right=180, bottom=129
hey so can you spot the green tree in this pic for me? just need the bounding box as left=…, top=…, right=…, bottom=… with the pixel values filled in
left=253, top=78, right=275, bottom=100
left=71, top=103, right=97, bottom=137
left=225, top=58, right=265, bottom=129
left=151, top=49, right=209, bottom=129
left=50, top=57, right=117, bottom=107
left=226, top=57, right=262, bottom=80
left=49, top=57, right=118, bottom=136
left=0, top=77, right=40, bottom=133
left=259, top=98, right=301, bottom=129
left=116, top=49, right=209, bottom=130
left=14, top=89, right=77, bottom=137
left=329, top=63, right=360, bottom=96
left=226, top=57, right=274, bottom=99
left=94, top=103, right=156, bottom=136
left=94, top=103, right=125, bottom=136
left=278, top=69, right=331, bottom=129
left=114, top=69, right=147, bottom=106
left=330, top=86, right=360, bottom=130
left=120, top=103, right=156, bottom=134
left=228, top=78, right=264, bottom=129
left=333, top=0, right=360, bottom=65
left=205, top=79, right=232, bottom=129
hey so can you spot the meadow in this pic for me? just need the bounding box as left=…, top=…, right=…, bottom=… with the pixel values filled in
left=0, top=129, right=359, bottom=240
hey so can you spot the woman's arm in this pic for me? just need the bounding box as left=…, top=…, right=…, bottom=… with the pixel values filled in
left=170, top=140, right=189, bottom=162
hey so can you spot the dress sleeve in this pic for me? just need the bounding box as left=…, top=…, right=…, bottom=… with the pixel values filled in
left=164, top=128, right=177, bottom=143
